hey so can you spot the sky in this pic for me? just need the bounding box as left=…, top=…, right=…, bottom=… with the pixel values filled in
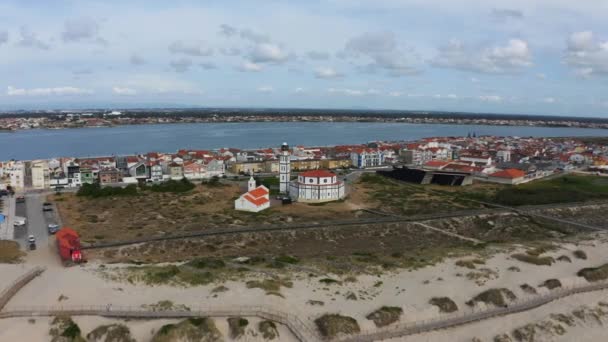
left=0, top=0, right=607, bottom=117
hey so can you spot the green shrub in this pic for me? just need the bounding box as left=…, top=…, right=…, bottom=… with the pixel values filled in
left=511, top=253, right=554, bottom=266
left=77, top=182, right=138, bottom=198
left=577, top=264, right=608, bottom=282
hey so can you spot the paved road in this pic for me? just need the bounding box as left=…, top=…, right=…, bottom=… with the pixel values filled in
left=13, top=193, right=59, bottom=251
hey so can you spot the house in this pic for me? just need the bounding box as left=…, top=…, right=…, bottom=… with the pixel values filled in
left=234, top=176, right=270, bottom=212
left=168, top=163, right=184, bottom=180
left=99, top=167, right=122, bottom=184
left=66, top=164, right=81, bottom=188
left=183, top=162, right=206, bottom=180
left=8, top=163, right=25, bottom=190
left=205, top=159, right=225, bottom=178
left=289, top=170, right=346, bottom=203
left=228, top=161, right=265, bottom=174
left=486, top=169, right=526, bottom=185
left=149, top=163, right=164, bottom=182
left=128, top=162, right=149, bottom=180
left=79, top=167, right=96, bottom=184
left=30, top=161, right=49, bottom=189
left=351, top=149, right=384, bottom=168
left=320, top=158, right=352, bottom=169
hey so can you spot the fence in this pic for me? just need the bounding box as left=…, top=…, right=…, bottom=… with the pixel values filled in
left=1, top=275, right=608, bottom=341
left=0, top=267, right=45, bottom=312
left=0, top=303, right=321, bottom=342
left=336, top=279, right=608, bottom=342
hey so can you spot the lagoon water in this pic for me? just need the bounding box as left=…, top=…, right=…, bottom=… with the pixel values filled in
left=1, top=122, right=607, bottom=160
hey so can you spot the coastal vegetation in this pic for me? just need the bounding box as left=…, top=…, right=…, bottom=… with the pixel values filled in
left=366, top=306, right=403, bottom=327
left=0, top=240, right=24, bottom=263
left=86, top=324, right=135, bottom=342
left=466, top=288, right=517, bottom=307
left=151, top=318, right=221, bottom=342
left=491, top=176, right=608, bottom=206
left=315, top=314, right=360, bottom=338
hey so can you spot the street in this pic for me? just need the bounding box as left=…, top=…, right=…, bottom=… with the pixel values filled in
left=13, top=192, right=60, bottom=252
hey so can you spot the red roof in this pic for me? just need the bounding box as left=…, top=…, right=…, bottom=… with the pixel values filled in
left=244, top=194, right=269, bottom=206
left=300, top=170, right=336, bottom=178
left=490, top=169, right=525, bottom=179
left=424, top=160, right=450, bottom=168
left=248, top=186, right=269, bottom=198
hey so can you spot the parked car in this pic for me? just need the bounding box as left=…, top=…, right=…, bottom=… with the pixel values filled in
left=16, top=196, right=25, bottom=203
left=43, top=203, right=53, bottom=212
left=48, top=223, right=59, bottom=234
left=13, top=217, right=26, bottom=227
left=0, top=190, right=8, bottom=196
left=43, top=202, right=52, bottom=206
left=28, top=235, right=36, bottom=250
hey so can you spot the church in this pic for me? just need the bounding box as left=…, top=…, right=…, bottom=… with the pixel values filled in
left=289, top=169, right=346, bottom=203
left=278, top=142, right=346, bottom=203
left=234, top=176, right=270, bottom=212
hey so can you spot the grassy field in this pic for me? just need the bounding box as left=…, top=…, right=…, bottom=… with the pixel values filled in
left=53, top=181, right=368, bottom=243
left=357, top=173, right=487, bottom=215
left=490, top=175, right=608, bottom=206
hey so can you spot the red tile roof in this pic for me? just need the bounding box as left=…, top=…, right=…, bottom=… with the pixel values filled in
left=244, top=194, right=269, bottom=206
left=424, top=160, right=450, bottom=168
left=490, top=169, right=525, bottom=179
left=248, top=186, right=269, bottom=198
left=300, top=170, right=336, bottom=178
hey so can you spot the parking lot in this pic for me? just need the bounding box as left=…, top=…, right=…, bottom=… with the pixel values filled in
left=13, top=192, right=60, bottom=250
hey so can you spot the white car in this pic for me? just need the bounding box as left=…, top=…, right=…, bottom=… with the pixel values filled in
left=27, top=235, right=36, bottom=243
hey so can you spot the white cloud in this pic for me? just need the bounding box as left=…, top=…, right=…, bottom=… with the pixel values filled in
left=249, top=43, right=289, bottom=63
left=564, top=31, right=608, bottom=77
left=315, top=67, right=343, bottom=79
left=536, top=73, right=546, bottom=79
left=470, top=77, right=479, bottom=83
left=168, top=40, right=213, bottom=56
left=62, top=18, right=106, bottom=45
left=16, top=26, right=50, bottom=50
left=257, top=86, right=274, bottom=93
left=169, top=58, right=193, bottom=73
left=327, top=88, right=379, bottom=96
left=478, top=95, right=503, bottom=102
left=237, top=61, right=263, bottom=72
left=434, top=94, right=459, bottom=99
left=432, top=38, right=532, bottom=73
left=294, top=87, right=306, bottom=93
left=7, top=86, right=93, bottom=96
left=116, top=74, right=202, bottom=95
left=388, top=91, right=403, bottom=97
left=543, top=97, right=556, bottom=103
left=112, top=87, right=137, bottom=95
left=343, top=31, right=419, bottom=76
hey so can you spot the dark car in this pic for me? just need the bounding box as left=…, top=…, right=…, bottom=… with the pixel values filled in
left=0, top=190, right=8, bottom=196
left=28, top=235, right=36, bottom=250
left=43, top=202, right=52, bottom=206
left=48, top=224, right=59, bottom=234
